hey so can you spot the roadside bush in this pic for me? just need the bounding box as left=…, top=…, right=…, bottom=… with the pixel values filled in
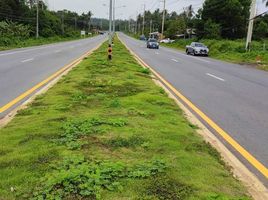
left=0, top=21, right=31, bottom=38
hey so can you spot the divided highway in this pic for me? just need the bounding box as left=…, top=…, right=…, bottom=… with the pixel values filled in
left=118, top=33, right=268, bottom=185
left=0, top=35, right=106, bottom=118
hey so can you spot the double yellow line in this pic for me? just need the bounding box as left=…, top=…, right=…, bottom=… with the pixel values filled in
left=118, top=35, right=268, bottom=179
left=0, top=42, right=103, bottom=114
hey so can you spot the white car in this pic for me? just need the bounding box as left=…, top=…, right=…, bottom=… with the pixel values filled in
left=160, top=38, right=175, bottom=44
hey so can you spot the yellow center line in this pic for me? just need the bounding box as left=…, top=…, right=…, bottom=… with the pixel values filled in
left=0, top=42, right=103, bottom=114
left=118, top=35, right=268, bottom=179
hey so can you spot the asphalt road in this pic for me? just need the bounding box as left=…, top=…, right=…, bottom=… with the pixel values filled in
left=0, top=35, right=106, bottom=118
left=118, top=33, right=268, bottom=185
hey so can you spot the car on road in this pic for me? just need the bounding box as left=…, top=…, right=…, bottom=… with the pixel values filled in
left=140, top=35, right=147, bottom=41
left=160, top=38, right=175, bottom=44
left=186, top=42, right=209, bottom=56
left=147, top=38, right=159, bottom=49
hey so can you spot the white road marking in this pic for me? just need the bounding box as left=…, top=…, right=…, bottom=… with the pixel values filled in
left=206, top=73, right=225, bottom=82
left=0, top=46, right=51, bottom=57
left=171, top=59, right=179, bottom=63
left=155, top=52, right=160, bottom=55
left=54, top=50, right=62, bottom=53
left=21, top=58, right=34, bottom=63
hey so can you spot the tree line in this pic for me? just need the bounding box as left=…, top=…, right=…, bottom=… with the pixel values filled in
left=0, top=0, right=92, bottom=38
left=128, top=0, right=268, bottom=40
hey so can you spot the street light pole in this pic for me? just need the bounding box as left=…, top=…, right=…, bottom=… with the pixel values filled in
left=161, top=0, right=166, bottom=39
left=109, top=0, right=113, bottom=45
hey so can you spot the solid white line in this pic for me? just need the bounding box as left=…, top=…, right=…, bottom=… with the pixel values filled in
left=171, top=59, right=179, bottom=63
left=21, top=58, right=34, bottom=63
left=206, top=73, right=225, bottom=82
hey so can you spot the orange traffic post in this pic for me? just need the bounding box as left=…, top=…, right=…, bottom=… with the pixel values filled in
left=108, top=44, right=112, bottom=60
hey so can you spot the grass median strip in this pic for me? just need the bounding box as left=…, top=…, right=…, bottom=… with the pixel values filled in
left=0, top=37, right=251, bottom=200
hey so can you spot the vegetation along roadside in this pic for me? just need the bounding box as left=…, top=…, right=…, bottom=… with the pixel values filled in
left=0, top=37, right=251, bottom=200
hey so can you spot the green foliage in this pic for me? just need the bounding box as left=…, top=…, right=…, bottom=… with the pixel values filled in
left=0, top=21, right=31, bottom=46
left=145, top=175, right=194, bottom=200
left=166, top=18, right=186, bottom=38
left=106, top=135, right=147, bottom=148
left=201, top=0, right=251, bottom=39
left=32, top=157, right=166, bottom=200
left=254, top=21, right=268, bottom=39
left=204, top=19, right=221, bottom=39
left=140, top=68, right=151, bottom=75
left=59, top=118, right=127, bottom=150
left=0, top=0, right=94, bottom=48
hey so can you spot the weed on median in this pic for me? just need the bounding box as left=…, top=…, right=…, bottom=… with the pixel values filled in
left=0, top=37, right=251, bottom=200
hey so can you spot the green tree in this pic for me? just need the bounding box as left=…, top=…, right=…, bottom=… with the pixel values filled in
left=201, top=0, right=251, bottom=39
left=166, top=17, right=186, bottom=38
left=254, top=20, right=268, bottom=39
left=204, top=19, right=221, bottom=39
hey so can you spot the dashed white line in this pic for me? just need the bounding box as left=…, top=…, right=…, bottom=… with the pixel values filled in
left=206, top=73, right=225, bottom=82
left=155, top=52, right=160, bottom=55
left=55, top=50, right=62, bottom=53
left=21, top=58, right=34, bottom=63
left=171, top=59, right=179, bottom=63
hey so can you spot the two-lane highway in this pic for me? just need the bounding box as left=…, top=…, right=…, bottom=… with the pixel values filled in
left=0, top=35, right=106, bottom=118
left=118, top=33, right=268, bottom=185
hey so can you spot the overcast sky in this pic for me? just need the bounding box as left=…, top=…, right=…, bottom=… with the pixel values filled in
left=46, top=0, right=267, bottom=20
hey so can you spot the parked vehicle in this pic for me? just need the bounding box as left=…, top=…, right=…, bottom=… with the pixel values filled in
left=186, top=42, right=209, bottom=56
left=140, top=35, right=147, bottom=41
left=147, top=38, right=159, bottom=49
left=160, top=38, right=175, bottom=43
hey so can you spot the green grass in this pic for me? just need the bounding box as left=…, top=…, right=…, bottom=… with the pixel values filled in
left=0, top=35, right=95, bottom=51
left=0, top=37, right=251, bottom=200
left=161, top=38, right=268, bottom=70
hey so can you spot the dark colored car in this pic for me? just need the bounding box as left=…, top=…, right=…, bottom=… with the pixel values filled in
left=186, top=42, right=209, bottom=56
left=147, top=38, right=159, bottom=49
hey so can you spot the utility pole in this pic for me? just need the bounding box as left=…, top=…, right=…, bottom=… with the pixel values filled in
left=61, top=12, right=64, bottom=35
left=161, top=0, right=166, bottom=40
left=36, top=0, right=39, bottom=38
left=150, top=19, right=152, bottom=33
left=109, top=0, right=113, bottom=45
left=113, top=0, right=116, bottom=34
left=135, top=12, right=138, bottom=34
left=245, top=0, right=257, bottom=51
left=128, top=19, right=131, bottom=32
left=74, top=17, right=77, bottom=30
left=142, top=4, right=145, bottom=35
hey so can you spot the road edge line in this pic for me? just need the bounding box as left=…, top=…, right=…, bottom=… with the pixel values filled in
left=0, top=40, right=105, bottom=127
left=118, top=34, right=268, bottom=199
